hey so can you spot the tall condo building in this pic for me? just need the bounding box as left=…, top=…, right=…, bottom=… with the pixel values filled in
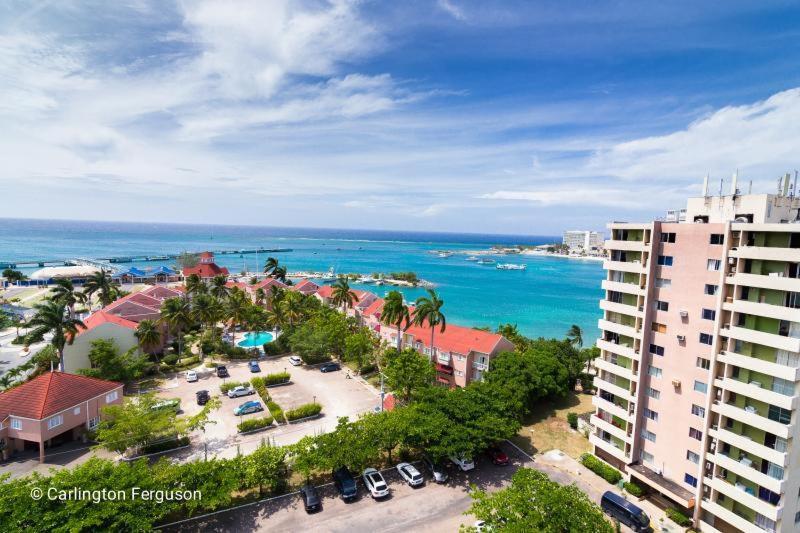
left=592, top=173, right=800, bottom=533
left=563, top=230, right=604, bottom=251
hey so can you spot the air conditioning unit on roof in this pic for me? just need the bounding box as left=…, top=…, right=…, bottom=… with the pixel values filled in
left=677, top=334, right=686, bottom=341
left=679, top=310, right=688, bottom=318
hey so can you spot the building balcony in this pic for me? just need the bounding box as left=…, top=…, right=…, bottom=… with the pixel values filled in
left=590, top=415, right=632, bottom=443
left=721, top=325, right=800, bottom=353
left=710, top=452, right=784, bottom=496
left=596, top=338, right=639, bottom=360
left=710, top=401, right=791, bottom=440
left=717, top=350, right=800, bottom=383
left=592, top=395, right=632, bottom=422
left=730, top=246, right=800, bottom=263
left=594, top=376, right=634, bottom=401
left=708, top=476, right=781, bottom=522
left=589, top=433, right=629, bottom=462
left=604, top=239, right=648, bottom=252
left=601, top=279, right=646, bottom=296
left=598, top=318, right=640, bottom=340
left=472, top=360, right=489, bottom=371
left=709, top=427, right=788, bottom=468
left=594, top=357, right=636, bottom=382
left=627, top=463, right=695, bottom=509
left=713, top=377, right=796, bottom=411
left=436, top=352, right=451, bottom=365
left=600, top=299, right=644, bottom=319
left=727, top=272, right=800, bottom=293
left=723, top=299, right=800, bottom=323
left=435, top=363, right=453, bottom=375
left=700, top=499, right=768, bottom=533
left=604, top=260, right=647, bottom=275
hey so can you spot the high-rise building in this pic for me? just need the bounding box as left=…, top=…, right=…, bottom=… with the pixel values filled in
left=563, top=230, right=604, bottom=252
left=592, top=173, right=800, bottom=533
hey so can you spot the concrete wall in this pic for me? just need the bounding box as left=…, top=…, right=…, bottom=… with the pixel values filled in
left=63, top=322, right=138, bottom=373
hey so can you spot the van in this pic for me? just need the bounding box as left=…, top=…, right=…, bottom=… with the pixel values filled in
left=601, top=491, right=651, bottom=532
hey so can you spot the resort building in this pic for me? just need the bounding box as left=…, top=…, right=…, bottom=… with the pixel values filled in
left=592, top=174, right=800, bottom=533
left=291, top=279, right=320, bottom=296
left=563, top=230, right=604, bottom=252
left=182, top=251, right=229, bottom=280
left=0, top=372, right=123, bottom=463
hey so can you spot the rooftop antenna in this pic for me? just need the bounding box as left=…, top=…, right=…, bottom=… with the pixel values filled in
left=748, top=180, right=752, bottom=194
left=718, top=178, right=723, bottom=197
left=731, top=170, right=739, bottom=195
left=792, top=171, right=798, bottom=198
left=783, top=172, right=792, bottom=197
left=702, top=174, right=709, bottom=197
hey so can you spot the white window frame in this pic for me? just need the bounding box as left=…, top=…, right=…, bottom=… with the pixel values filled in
left=105, top=390, right=119, bottom=403
left=47, top=414, right=63, bottom=430
left=73, top=407, right=81, bottom=415
left=88, top=416, right=100, bottom=430
left=10, top=418, right=22, bottom=430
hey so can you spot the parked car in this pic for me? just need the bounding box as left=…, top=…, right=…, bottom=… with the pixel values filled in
left=186, top=370, right=198, bottom=382
left=196, top=390, right=210, bottom=405
left=248, top=360, right=261, bottom=373
left=449, top=453, right=475, bottom=471
left=299, top=484, right=321, bottom=513
left=362, top=468, right=390, bottom=499
left=288, top=355, right=302, bottom=366
left=487, top=445, right=509, bottom=466
left=233, top=401, right=263, bottom=416
left=396, top=462, right=424, bottom=487
left=216, top=365, right=229, bottom=378
left=227, top=385, right=255, bottom=398
left=319, top=362, right=341, bottom=373
left=332, top=466, right=358, bottom=501
left=422, top=454, right=448, bottom=483
left=601, top=491, right=651, bottom=532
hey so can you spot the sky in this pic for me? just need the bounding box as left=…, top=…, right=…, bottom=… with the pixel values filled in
left=1, top=0, right=799, bottom=235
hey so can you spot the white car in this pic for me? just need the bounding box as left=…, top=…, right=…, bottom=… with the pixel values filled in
left=227, top=385, right=255, bottom=398
left=186, top=370, right=198, bottom=382
left=449, top=454, right=475, bottom=471
left=288, top=355, right=302, bottom=366
left=396, top=462, right=424, bottom=486
left=362, top=468, right=390, bottom=499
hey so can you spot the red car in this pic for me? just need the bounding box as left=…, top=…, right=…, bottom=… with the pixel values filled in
left=487, top=446, right=509, bottom=466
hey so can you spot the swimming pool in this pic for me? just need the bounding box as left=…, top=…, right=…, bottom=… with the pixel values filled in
left=238, top=331, right=274, bottom=347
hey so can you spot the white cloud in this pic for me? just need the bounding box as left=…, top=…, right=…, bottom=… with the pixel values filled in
left=438, top=0, right=466, bottom=21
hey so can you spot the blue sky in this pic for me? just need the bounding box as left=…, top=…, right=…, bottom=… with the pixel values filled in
left=1, top=1, right=799, bottom=235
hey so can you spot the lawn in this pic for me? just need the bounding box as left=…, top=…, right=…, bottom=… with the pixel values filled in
left=511, top=390, right=595, bottom=459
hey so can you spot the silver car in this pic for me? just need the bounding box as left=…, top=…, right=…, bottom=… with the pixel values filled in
left=227, top=385, right=254, bottom=398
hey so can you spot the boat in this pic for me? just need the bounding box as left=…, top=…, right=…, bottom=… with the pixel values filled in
left=358, top=276, right=376, bottom=284
left=436, top=251, right=454, bottom=258
left=476, top=258, right=495, bottom=265
left=319, top=267, right=336, bottom=281
left=496, top=263, right=527, bottom=270
left=465, top=256, right=479, bottom=261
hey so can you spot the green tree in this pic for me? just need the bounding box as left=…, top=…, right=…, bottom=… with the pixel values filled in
left=95, top=393, right=181, bottom=455
left=1, top=268, right=26, bottom=283
left=25, top=300, right=85, bottom=371
left=135, top=319, right=162, bottom=355
left=382, top=290, right=410, bottom=350
left=174, top=251, right=200, bottom=270
left=242, top=443, right=287, bottom=497
left=185, top=273, right=207, bottom=297
left=48, top=278, right=87, bottom=317
left=411, top=289, right=446, bottom=355
left=272, top=265, right=288, bottom=283
left=465, top=467, right=614, bottom=532
left=80, top=338, right=148, bottom=382
left=344, top=328, right=376, bottom=370
left=209, top=274, right=230, bottom=300
left=495, top=323, right=531, bottom=351
left=192, top=293, right=222, bottom=333
left=383, top=348, right=435, bottom=403
left=159, top=297, right=193, bottom=355
left=331, top=277, right=357, bottom=315
left=582, top=344, right=600, bottom=373
left=361, top=408, right=412, bottom=463
left=263, top=257, right=279, bottom=276
left=566, top=324, right=584, bottom=348
left=83, top=269, right=117, bottom=307
left=224, top=288, right=250, bottom=338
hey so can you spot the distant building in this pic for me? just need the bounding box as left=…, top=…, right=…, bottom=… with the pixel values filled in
left=291, top=279, right=320, bottom=296
left=182, top=251, right=229, bottom=280
left=563, top=230, right=603, bottom=252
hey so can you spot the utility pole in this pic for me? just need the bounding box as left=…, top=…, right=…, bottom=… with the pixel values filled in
left=380, top=372, right=385, bottom=412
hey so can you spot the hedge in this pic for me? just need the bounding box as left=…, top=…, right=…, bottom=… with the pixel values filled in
left=285, top=403, right=322, bottom=421
left=580, top=453, right=622, bottom=484
left=250, top=377, right=270, bottom=402
left=263, top=371, right=290, bottom=386
left=267, top=400, right=285, bottom=423
left=141, top=435, right=190, bottom=455
left=220, top=381, right=246, bottom=394
left=299, top=353, right=331, bottom=365
left=237, top=416, right=275, bottom=433
left=623, top=481, right=644, bottom=497
left=567, top=412, right=579, bottom=429
left=666, top=508, right=692, bottom=527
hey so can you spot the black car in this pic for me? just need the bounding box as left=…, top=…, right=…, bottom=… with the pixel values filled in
left=320, top=362, right=341, bottom=373
left=332, top=466, right=358, bottom=501
left=299, top=484, right=321, bottom=513
left=216, top=365, right=229, bottom=378
left=196, top=390, right=210, bottom=405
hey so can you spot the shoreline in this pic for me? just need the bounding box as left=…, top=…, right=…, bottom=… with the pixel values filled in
left=458, top=248, right=605, bottom=263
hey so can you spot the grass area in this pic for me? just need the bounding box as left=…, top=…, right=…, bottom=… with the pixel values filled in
left=511, top=390, right=594, bottom=459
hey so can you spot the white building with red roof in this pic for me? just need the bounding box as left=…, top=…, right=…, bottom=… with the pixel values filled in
left=290, top=279, right=319, bottom=295
left=0, top=372, right=123, bottom=463
left=182, top=251, right=229, bottom=280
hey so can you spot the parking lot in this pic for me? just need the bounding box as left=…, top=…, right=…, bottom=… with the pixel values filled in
left=156, top=356, right=380, bottom=460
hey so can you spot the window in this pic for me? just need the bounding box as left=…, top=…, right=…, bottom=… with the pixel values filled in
left=73, top=407, right=81, bottom=416
left=652, top=323, right=667, bottom=334
left=707, top=259, right=722, bottom=271
left=701, top=308, right=716, bottom=320
left=88, top=417, right=100, bottom=430
left=658, top=255, right=674, bottom=266
left=641, top=429, right=656, bottom=442
left=649, top=344, right=665, bottom=356
left=684, top=473, right=698, bottom=488
left=691, top=404, right=706, bottom=417
left=656, top=278, right=672, bottom=288
left=710, top=234, right=725, bottom=245
left=655, top=300, right=669, bottom=311
left=699, top=333, right=713, bottom=345
left=696, top=357, right=710, bottom=370
left=795, top=511, right=800, bottom=525
left=456, top=355, right=466, bottom=361
left=644, top=408, right=658, bottom=421
left=694, top=380, right=708, bottom=393
left=689, top=427, right=703, bottom=441
left=648, top=366, right=663, bottom=378
left=661, top=232, right=676, bottom=243
left=10, top=418, right=22, bottom=430
left=641, top=451, right=655, bottom=464
left=647, top=387, right=661, bottom=399
left=47, top=415, right=63, bottom=430
left=704, top=284, right=718, bottom=295
left=686, top=450, right=700, bottom=464
left=768, top=405, right=791, bottom=425
left=105, top=391, right=119, bottom=403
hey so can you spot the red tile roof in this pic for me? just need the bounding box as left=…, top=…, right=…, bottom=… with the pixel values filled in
left=101, top=285, right=183, bottom=324
left=292, top=279, right=319, bottom=293
left=362, top=297, right=384, bottom=318
left=0, top=372, right=122, bottom=421
left=253, top=278, right=288, bottom=290
left=315, top=285, right=334, bottom=298
left=77, top=310, right=138, bottom=336
left=182, top=263, right=229, bottom=279
left=404, top=321, right=508, bottom=355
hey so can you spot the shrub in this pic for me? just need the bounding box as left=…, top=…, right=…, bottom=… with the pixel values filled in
left=237, top=416, right=274, bottom=433
left=267, top=400, right=285, bottom=423
left=580, top=453, right=622, bottom=484
left=162, top=353, right=180, bottom=365
left=263, top=371, right=290, bottom=386
left=250, top=377, right=270, bottom=402
left=140, top=435, right=190, bottom=455
left=567, top=412, right=579, bottom=429
left=176, top=356, right=199, bottom=368
left=220, top=381, right=246, bottom=394
left=579, top=373, right=595, bottom=393
left=285, top=402, right=322, bottom=421
left=666, top=508, right=692, bottom=527
left=204, top=361, right=217, bottom=368
left=359, top=363, right=377, bottom=375
left=299, top=353, right=331, bottom=365
left=623, top=481, right=644, bottom=497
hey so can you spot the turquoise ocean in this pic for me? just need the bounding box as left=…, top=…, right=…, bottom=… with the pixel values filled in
left=0, top=219, right=604, bottom=341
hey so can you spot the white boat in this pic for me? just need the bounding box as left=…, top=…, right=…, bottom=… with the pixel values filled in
left=358, top=276, right=376, bottom=284
left=465, top=256, right=479, bottom=261
left=319, top=267, right=336, bottom=281
left=476, top=258, right=495, bottom=265
left=496, top=263, right=527, bottom=270
left=436, top=251, right=454, bottom=258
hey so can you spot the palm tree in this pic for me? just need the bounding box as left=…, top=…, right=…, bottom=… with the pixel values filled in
left=254, top=287, right=266, bottom=306
left=26, top=300, right=85, bottom=371
left=48, top=279, right=87, bottom=318
left=411, top=289, right=446, bottom=358
left=224, top=289, right=251, bottom=340
left=382, top=290, right=410, bottom=350
left=83, top=270, right=117, bottom=307
left=263, top=257, right=279, bottom=277
left=135, top=319, right=162, bottom=354
left=159, top=297, right=193, bottom=355
left=209, top=275, right=230, bottom=300
left=272, top=266, right=287, bottom=283
left=185, top=273, right=206, bottom=297
left=280, top=291, right=304, bottom=328
left=566, top=324, right=583, bottom=348
left=192, top=293, right=222, bottom=332
left=266, top=304, right=287, bottom=331
left=331, top=277, right=357, bottom=315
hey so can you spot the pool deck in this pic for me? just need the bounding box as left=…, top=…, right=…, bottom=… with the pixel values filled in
left=234, top=330, right=278, bottom=348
